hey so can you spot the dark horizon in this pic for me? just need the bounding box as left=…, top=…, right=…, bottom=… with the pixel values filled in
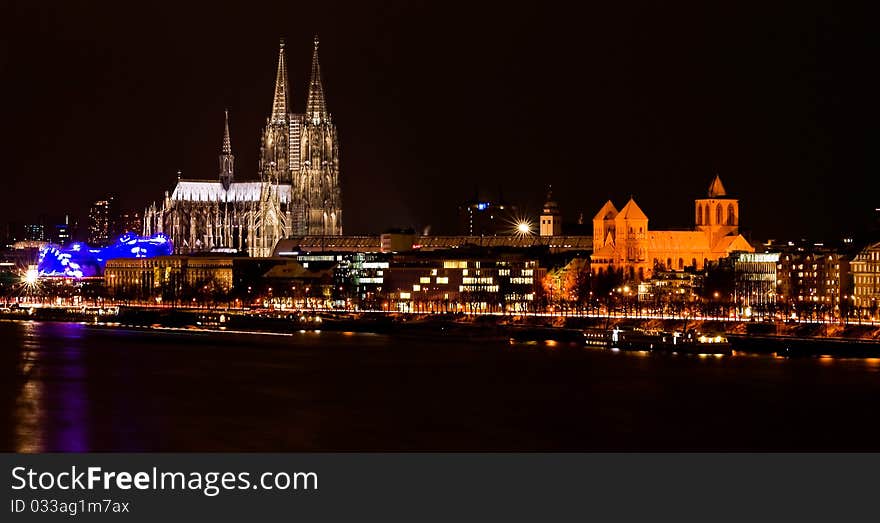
left=1, top=1, right=873, bottom=242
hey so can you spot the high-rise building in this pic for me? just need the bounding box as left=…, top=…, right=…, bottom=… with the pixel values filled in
left=23, top=222, right=46, bottom=242
left=145, top=37, right=344, bottom=256
left=457, top=198, right=516, bottom=236
left=116, top=209, right=142, bottom=237
left=52, top=215, right=73, bottom=245
left=88, top=196, right=116, bottom=246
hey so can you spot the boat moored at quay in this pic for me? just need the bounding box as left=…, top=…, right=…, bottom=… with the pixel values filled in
left=603, top=326, right=731, bottom=355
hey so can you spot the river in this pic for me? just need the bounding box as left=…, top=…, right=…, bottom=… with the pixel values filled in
left=3, top=320, right=880, bottom=451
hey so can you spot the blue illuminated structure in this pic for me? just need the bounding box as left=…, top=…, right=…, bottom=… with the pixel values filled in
left=38, top=233, right=173, bottom=278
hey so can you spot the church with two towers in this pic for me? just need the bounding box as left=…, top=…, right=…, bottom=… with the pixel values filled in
left=144, top=36, right=343, bottom=257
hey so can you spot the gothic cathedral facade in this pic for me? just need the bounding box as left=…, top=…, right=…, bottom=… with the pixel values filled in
left=144, top=37, right=343, bottom=257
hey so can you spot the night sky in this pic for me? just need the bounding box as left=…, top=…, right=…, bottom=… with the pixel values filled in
left=1, top=1, right=873, bottom=241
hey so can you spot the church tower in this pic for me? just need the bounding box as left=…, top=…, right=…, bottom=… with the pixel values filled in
left=219, top=110, right=234, bottom=190
left=259, top=39, right=292, bottom=185
left=695, top=174, right=739, bottom=248
left=539, top=186, right=562, bottom=237
left=615, top=198, right=650, bottom=280
left=295, top=35, right=343, bottom=236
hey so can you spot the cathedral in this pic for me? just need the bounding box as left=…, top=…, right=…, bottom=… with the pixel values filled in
left=591, top=175, right=754, bottom=280
left=144, top=37, right=343, bottom=257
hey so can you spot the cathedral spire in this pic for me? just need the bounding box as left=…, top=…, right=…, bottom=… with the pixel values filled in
left=270, top=38, right=290, bottom=123
left=219, top=110, right=235, bottom=189
left=222, top=109, right=232, bottom=154
left=306, top=35, right=328, bottom=121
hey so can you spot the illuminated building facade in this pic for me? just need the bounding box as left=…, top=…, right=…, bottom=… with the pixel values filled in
left=771, top=242, right=850, bottom=313
left=88, top=196, right=116, bottom=246
left=38, top=233, right=174, bottom=279
left=144, top=37, right=343, bottom=257
left=730, top=252, right=779, bottom=308
left=850, top=241, right=880, bottom=310
left=383, top=251, right=546, bottom=313
left=591, top=175, right=754, bottom=280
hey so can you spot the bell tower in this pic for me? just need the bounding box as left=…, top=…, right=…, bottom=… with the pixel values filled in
left=695, top=174, right=739, bottom=247
left=539, top=186, right=562, bottom=237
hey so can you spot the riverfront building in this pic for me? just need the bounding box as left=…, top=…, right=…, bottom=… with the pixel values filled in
left=770, top=241, right=851, bottom=315
left=591, top=175, right=754, bottom=281
left=850, top=241, right=880, bottom=311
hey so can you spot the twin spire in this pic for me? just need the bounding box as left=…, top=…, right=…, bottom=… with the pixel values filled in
left=221, top=37, right=329, bottom=160
left=269, top=35, right=328, bottom=124
left=306, top=35, right=328, bottom=121
left=270, top=39, right=291, bottom=123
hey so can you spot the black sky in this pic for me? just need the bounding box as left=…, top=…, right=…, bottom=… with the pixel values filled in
left=1, top=1, right=874, bottom=241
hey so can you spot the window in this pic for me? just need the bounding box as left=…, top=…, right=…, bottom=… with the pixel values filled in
left=716, top=204, right=723, bottom=224
left=678, top=258, right=684, bottom=270
left=727, top=203, right=735, bottom=225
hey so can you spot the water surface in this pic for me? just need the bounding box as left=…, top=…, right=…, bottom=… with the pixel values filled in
left=2, top=320, right=880, bottom=451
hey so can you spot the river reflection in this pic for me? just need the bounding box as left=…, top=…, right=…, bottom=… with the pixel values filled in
left=12, top=321, right=88, bottom=452
left=6, top=320, right=880, bottom=451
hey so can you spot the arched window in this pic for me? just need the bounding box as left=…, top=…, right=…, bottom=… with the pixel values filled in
left=678, top=258, right=684, bottom=270
left=667, top=258, right=672, bottom=269
left=696, top=206, right=701, bottom=225
left=703, top=205, right=710, bottom=225
left=727, top=203, right=736, bottom=226
left=638, top=268, right=644, bottom=281
left=704, top=258, right=709, bottom=268
left=691, top=258, right=697, bottom=268
left=716, top=203, right=723, bottom=224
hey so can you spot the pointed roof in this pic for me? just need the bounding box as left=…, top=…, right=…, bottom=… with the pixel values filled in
left=708, top=174, right=727, bottom=198
left=270, top=38, right=290, bottom=123
left=617, top=198, right=648, bottom=221
left=222, top=109, right=232, bottom=154
left=593, top=200, right=619, bottom=221
left=306, top=35, right=328, bottom=121
left=542, top=184, right=560, bottom=214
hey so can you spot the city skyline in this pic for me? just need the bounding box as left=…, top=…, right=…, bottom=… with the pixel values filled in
left=2, top=1, right=871, bottom=241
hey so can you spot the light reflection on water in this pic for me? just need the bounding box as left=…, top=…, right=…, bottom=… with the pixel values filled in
left=8, top=321, right=880, bottom=452
left=13, top=321, right=89, bottom=453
